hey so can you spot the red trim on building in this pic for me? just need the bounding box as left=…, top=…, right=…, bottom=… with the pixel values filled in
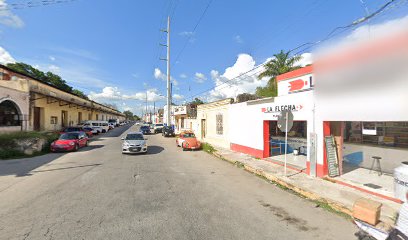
left=276, top=65, right=313, bottom=82
left=331, top=178, right=403, bottom=204
left=305, top=161, right=310, bottom=175
left=319, top=121, right=331, bottom=177
left=263, top=121, right=270, bottom=158
left=230, top=143, right=264, bottom=159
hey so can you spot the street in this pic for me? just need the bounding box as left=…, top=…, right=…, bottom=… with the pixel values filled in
left=0, top=123, right=357, bottom=240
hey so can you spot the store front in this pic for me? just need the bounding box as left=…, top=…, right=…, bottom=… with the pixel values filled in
left=313, top=30, right=408, bottom=200
left=229, top=87, right=314, bottom=173
left=267, top=120, right=308, bottom=169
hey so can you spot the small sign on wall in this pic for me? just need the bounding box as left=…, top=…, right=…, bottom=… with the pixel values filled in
left=362, top=122, right=377, bottom=135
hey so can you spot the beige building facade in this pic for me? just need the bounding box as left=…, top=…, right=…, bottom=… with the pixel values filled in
left=195, top=98, right=233, bottom=149
left=0, top=65, right=124, bottom=132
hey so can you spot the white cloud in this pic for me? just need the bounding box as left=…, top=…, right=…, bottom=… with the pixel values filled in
left=0, top=0, right=24, bottom=28
left=154, top=67, right=178, bottom=86
left=194, top=72, right=207, bottom=83
left=234, top=35, right=243, bottom=44
left=48, top=64, right=60, bottom=73
left=0, top=46, right=15, bottom=64
left=49, top=56, right=56, bottom=61
left=173, top=94, right=184, bottom=100
left=298, top=53, right=313, bottom=67
left=180, top=73, right=187, bottom=78
left=88, top=87, right=124, bottom=101
left=208, top=54, right=269, bottom=101
left=179, top=31, right=194, bottom=37
left=88, top=87, right=165, bottom=103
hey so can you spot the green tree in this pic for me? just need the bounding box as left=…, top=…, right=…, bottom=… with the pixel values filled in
left=123, top=110, right=134, bottom=120
left=256, top=50, right=302, bottom=97
left=189, top=97, right=205, bottom=105
left=72, top=89, right=88, bottom=99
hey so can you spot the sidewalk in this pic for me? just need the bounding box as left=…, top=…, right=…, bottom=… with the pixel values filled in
left=212, top=146, right=402, bottom=227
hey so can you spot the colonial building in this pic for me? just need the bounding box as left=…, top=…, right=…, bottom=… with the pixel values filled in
left=0, top=64, right=125, bottom=132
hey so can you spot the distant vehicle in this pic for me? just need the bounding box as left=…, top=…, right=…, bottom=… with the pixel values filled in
left=82, top=126, right=98, bottom=135
left=83, top=121, right=109, bottom=133
left=121, top=132, right=147, bottom=154
left=176, top=131, right=201, bottom=151
left=162, top=126, right=175, bottom=137
left=153, top=124, right=164, bottom=133
left=136, top=122, right=140, bottom=125
left=108, top=122, right=115, bottom=130
left=108, top=119, right=120, bottom=127
left=140, top=125, right=151, bottom=135
left=51, top=131, right=88, bottom=152
left=60, top=126, right=93, bottom=138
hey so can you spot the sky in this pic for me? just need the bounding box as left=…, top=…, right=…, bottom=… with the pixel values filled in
left=0, top=0, right=407, bottom=116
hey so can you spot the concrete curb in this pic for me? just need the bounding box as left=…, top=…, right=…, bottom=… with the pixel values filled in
left=210, top=150, right=354, bottom=218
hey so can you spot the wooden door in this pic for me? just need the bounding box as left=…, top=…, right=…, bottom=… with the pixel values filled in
left=34, top=107, right=41, bottom=131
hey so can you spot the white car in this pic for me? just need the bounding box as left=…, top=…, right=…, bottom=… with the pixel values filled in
left=108, top=122, right=115, bottom=129
left=121, top=132, right=148, bottom=154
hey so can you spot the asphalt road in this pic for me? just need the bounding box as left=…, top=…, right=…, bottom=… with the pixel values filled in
left=0, top=124, right=358, bottom=240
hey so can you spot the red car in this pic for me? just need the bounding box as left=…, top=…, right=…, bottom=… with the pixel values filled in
left=51, top=131, right=89, bottom=152
left=60, top=126, right=93, bottom=138
left=176, top=131, right=201, bottom=151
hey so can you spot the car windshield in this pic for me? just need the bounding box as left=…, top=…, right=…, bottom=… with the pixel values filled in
left=183, top=133, right=195, bottom=138
left=125, top=134, right=144, bottom=140
left=65, top=127, right=80, bottom=132
left=156, top=124, right=163, bottom=127
left=59, top=133, right=79, bottom=140
left=141, top=126, right=149, bottom=130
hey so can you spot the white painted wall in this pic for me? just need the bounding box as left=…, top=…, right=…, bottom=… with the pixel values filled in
left=229, top=91, right=314, bottom=160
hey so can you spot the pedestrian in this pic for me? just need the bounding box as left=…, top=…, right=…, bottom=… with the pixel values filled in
left=387, top=191, right=408, bottom=240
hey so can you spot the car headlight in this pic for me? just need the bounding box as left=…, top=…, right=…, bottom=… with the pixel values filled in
left=123, top=142, right=129, bottom=147
left=69, top=142, right=75, bottom=146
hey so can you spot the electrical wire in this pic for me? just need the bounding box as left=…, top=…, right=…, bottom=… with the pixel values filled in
left=183, top=0, right=402, bottom=102
left=172, top=0, right=214, bottom=66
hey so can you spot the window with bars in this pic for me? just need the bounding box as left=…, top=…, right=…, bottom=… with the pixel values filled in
left=216, top=114, right=223, bottom=135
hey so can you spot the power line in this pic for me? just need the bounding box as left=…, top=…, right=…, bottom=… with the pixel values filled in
left=172, top=0, right=214, bottom=65
left=183, top=0, right=402, bottom=102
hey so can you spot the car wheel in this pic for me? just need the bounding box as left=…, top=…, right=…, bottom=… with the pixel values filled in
left=102, top=129, right=106, bottom=133
left=85, top=140, right=89, bottom=147
left=74, top=144, right=79, bottom=151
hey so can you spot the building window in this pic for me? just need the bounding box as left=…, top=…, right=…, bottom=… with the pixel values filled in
left=216, top=114, right=223, bottom=135
left=344, top=121, right=408, bottom=149
left=50, top=116, right=58, bottom=125
left=0, top=100, right=20, bottom=126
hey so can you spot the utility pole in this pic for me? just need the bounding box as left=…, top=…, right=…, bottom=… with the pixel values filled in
left=145, top=91, right=148, bottom=122
left=160, top=16, right=171, bottom=126
left=153, top=101, right=156, bottom=123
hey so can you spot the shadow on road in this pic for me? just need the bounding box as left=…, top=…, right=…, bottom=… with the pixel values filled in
left=31, top=163, right=102, bottom=173
left=147, top=146, right=165, bottom=155
left=0, top=153, right=65, bottom=177
left=80, top=145, right=104, bottom=151
left=101, top=124, right=134, bottom=138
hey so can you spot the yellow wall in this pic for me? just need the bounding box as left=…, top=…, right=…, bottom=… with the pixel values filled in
left=196, top=99, right=232, bottom=149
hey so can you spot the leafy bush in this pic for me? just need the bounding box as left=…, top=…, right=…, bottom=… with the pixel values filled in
left=202, top=142, right=216, bottom=154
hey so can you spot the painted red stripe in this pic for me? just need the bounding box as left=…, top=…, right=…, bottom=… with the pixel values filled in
left=276, top=65, right=313, bottom=82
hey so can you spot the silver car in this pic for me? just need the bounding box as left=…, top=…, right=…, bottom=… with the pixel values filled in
left=121, top=132, right=148, bottom=154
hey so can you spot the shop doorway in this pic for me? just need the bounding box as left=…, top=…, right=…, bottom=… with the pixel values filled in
left=266, top=120, right=308, bottom=169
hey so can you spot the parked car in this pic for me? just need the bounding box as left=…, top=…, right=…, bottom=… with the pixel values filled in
left=82, top=126, right=98, bottom=135
left=60, top=126, right=93, bottom=138
left=176, top=131, right=201, bottom=151
left=121, top=132, right=147, bottom=154
left=50, top=131, right=89, bottom=152
left=140, top=125, right=151, bottom=135
left=108, top=119, right=120, bottom=127
left=162, top=126, right=175, bottom=137
left=83, top=121, right=109, bottom=133
left=108, top=122, right=115, bottom=130
left=153, top=124, right=164, bottom=133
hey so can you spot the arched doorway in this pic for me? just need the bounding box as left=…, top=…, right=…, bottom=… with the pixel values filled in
left=0, top=100, right=21, bottom=127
